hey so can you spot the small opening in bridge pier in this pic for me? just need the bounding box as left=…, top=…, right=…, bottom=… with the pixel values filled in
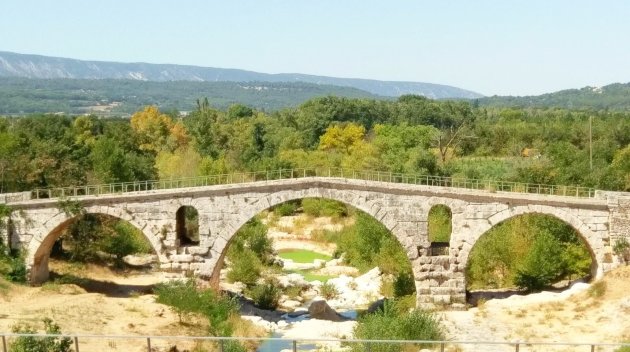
left=428, top=204, right=452, bottom=256
left=176, top=206, right=200, bottom=246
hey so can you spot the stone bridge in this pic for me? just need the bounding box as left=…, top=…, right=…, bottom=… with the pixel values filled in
left=1, top=177, right=629, bottom=309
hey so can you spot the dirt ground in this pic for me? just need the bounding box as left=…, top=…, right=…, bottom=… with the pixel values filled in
left=441, top=265, right=630, bottom=352
left=0, top=230, right=629, bottom=352
left=0, top=261, right=254, bottom=352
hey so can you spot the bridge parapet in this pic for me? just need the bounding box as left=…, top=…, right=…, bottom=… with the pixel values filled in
left=1, top=168, right=597, bottom=203
left=0, top=192, right=30, bottom=204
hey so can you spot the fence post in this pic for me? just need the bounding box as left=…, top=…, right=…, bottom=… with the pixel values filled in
left=440, top=342, right=445, bottom=352
left=220, top=339, right=225, bottom=352
left=2, top=335, right=7, bottom=352
left=366, top=341, right=371, bottom=352
left=515, top=343, right=519, bottom=352
left=591, top=345, right=595, bottom=352
left=74, top=336, right=79, bottom=352
left=292, top=340, right=297, bottom=352
left=147, top=337, right=151, bottom=352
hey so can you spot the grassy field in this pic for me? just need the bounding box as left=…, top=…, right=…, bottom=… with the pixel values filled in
left=278, top=249, right=332, bottom=263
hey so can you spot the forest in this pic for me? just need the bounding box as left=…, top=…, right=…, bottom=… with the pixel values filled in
left=0, top=95, right=628, bottom=194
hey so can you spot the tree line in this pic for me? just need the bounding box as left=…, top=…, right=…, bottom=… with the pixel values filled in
left=0, top=95, right=628, bottom=194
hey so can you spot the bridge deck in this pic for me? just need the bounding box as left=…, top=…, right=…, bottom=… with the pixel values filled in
left=0, top=168, right=597, bottom=205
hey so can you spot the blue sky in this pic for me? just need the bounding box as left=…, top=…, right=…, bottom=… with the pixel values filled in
left=1, top=0, right=629, bottom=96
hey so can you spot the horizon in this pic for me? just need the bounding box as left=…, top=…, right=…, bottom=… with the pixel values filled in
left=3, top=49, right=627, bottom=98
left=1, top=1, right=629, bottom=96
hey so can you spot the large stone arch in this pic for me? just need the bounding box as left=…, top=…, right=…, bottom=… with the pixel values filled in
left=460, top=205, right=603, bottom=288
left=208, top=186, right=421, bottom=288
left=27, top=205, right=162, bottom=285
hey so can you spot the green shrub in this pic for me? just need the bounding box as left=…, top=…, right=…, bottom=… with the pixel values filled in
left=273, top=201, right=299, bottom=216
left=226, top=248, right=261, bottom=286
left=301, top=198, right=347, bottom=218
left=587, top=281, right=607, bottom=298
left=0, top=247, right=26, bottom=283
left=10, top=318, right=73, bottom=352
left=335, top=212, right=411, bottom=277
left=352, top=302, right=444, bottom=352
left=102, top=228, right=138, bottom=268
left=154, top=280, right=201, bottom=322
left=613, top=238, right=630, bottom=264
left=393, top=271, right=415, bottom=298
left=247, top=280, right=281, bottom=310
left=231, top=218, right=273, bottom=264
left=154, top=280, right=239, bottom=336
left=514, top=231, right=566, bottom=291
left=466, top=214, right=592, bottom=290
left=319, top=281, right=339, bottom=300
left=616, top=344, right=630, bottom=352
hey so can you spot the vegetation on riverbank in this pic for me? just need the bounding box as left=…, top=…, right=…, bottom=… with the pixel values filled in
left=466, top=214, right=592, bottom=290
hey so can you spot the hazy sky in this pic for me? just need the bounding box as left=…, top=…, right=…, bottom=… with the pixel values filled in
left=1, top=0, right=629, bottom=96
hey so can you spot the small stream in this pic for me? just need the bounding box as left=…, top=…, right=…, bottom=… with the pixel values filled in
left=255, top=310, right=358, bottom=351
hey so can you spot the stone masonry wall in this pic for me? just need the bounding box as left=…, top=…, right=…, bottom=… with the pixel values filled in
left=5, top=178, right=623, bottom=309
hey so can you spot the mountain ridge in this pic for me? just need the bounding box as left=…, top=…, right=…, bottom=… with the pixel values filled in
left=0, top=50, right=482, bottom=99
left=478, top=82, right=630, bottom=111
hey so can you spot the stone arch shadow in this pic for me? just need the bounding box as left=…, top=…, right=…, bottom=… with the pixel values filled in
left=459, top=205, right=603, bottom=293
left=208, top=187, right=420, bottom=299
left=27, top=206, right=163, bottom=285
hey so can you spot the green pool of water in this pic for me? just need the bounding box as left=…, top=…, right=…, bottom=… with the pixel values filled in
left=277, top=249, right=332, bottom=263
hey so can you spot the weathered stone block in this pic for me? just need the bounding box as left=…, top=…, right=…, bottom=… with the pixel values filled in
left=171, top=254, right=194, bottom=263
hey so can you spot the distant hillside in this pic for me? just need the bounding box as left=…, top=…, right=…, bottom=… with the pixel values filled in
left=0, top=51, right=482, bottom=99
left=0, top=77, right=380, bottom=115
left=478, top=83, right=630, bottom=111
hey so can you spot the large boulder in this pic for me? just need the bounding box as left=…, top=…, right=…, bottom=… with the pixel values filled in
left=308, top=300, right=345, bottom=322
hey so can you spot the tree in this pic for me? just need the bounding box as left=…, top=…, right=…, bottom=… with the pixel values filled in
left=130, top=106, right=188, bottom=153
left=319, top=123, right=366, bottom=153
left=432, top=101, right=476, bottom=163
left=227, top=104, right=254, bottom=120
left=155, top=146, right=203, bottom=179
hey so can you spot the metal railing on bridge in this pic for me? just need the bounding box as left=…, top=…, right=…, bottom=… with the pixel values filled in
left=0, top=333, right=628, bottom=352
left=3, top=168, right=596, bottom=203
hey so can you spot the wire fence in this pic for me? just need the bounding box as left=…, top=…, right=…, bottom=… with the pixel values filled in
left=0, top=333, right=628, bottom=352
left=2, top=168, right=596, bottom=203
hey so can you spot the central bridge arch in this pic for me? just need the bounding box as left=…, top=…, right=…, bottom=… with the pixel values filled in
left=208, top=186, right=423, bottom=288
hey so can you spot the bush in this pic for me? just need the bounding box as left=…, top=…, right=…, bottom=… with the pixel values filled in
left=336, top=212, right=411, bottom=276
left=466, top=214, right=592, bottom=290
left=613, top=238, right=630, bottom=264
left=393, top=271, right=415, bottom=298
left=102, top=227, right=138, bottom=267
left=226, top=249, right=261, bottom=286
left=319, top=281, right=339, bottom=300
left=352, top=302, right=444, bottom=352
left=0, top=246, right=26, bottom=283
left=231, top=218, right=273, bottom=264
left=248, top=280, right=281, bottom=310
left=154, top=280, right=201, bottom=322
left=154, top=280, right=239, bottom=336
left=301, top=198, right=347, bottom=218
left=10, top=318, right=73, bottom=352
left=273, top=201, right=299, bottom=216
left=514, top=231, right=566, bottom=291
left=587, top=281, right=607, bottom=298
